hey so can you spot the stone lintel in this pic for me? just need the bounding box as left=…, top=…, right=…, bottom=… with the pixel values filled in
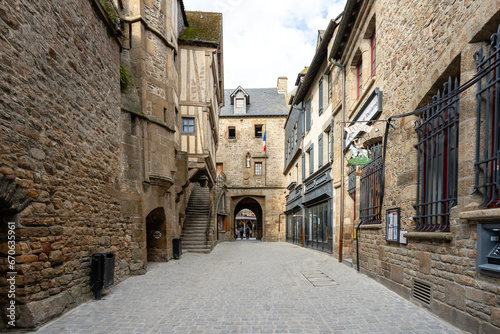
left=359, top=223, right=382, bottom=230
left=459, top=208, right=500, bottom=222
left=404, top=232, right=453, bottom=241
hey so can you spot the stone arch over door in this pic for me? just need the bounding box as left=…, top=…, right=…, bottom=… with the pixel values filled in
left=146, top=207, right=167, bottom=262
left=233, top=197, right=263, bottom=240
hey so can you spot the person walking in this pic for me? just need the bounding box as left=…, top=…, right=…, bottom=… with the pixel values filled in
left=240, top=226, right=244, bottom=240
left=245, top=226, right=250, bottom=240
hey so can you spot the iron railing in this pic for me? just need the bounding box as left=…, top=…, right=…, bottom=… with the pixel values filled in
left=359, top=143, right=383, bottom=224
left=414, top=77, right=459, bottom=232
left=347, top=165, right=356, bottom=194
left=474, top=26, right=500, bottom=206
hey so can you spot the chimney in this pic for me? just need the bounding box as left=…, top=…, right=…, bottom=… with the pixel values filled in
left=277, top=76, right=288, bottom=94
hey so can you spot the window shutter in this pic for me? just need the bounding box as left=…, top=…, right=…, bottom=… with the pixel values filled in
left=318, top=134, right=323, bottom=168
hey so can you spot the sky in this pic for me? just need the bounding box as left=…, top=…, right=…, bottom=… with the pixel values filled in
left=183, top=0, right=347, bottom=92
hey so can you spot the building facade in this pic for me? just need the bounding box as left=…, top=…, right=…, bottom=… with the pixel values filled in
left=284, top=20, right=339, bottom=254
left=217, top=80, right=288, bottom=241
left=328, top=0, right=500, bottom=332
left=0, top=0, right=222, bottom=329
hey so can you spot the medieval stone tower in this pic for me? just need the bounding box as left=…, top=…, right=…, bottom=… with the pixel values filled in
left=217, top=79, right=288, bottom=241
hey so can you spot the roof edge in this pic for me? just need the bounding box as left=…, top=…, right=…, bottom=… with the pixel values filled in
left=293, top=19, right=338, bottom=105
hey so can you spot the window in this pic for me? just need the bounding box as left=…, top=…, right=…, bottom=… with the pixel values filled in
left=308, top=144, right=314, bottom=176
left=371, top=31, right=376, bottom=78
left=475, top=33, right=500, bottom=206
left=319, top=77, right=323, bottom=115
left=131, top=115, right=137, bottom=136
left=255, top=162, right=262, bottom=175
left=359, top=143, right=383, bottom=224
left=294, top=123, right=298, bottom=142
left=318, top=134, right=323, bottom=169
left=164, top=107, right=167, bottom=123
left=415, top=77, right=459, bottom=232
left=357, top=61, right=363, bottom=100
left=255, top=125, right=263, bottom=138
left=182, top=117, right=195, bottom=134
left=305, top=99, right=311, bottom=132
left=228, top=126, right=236, bottom=139
left=235, top=98, right=244, bottom=108
left=302, top=153, right=305, bottom=181
left=328, top=71, right=332, bottom=105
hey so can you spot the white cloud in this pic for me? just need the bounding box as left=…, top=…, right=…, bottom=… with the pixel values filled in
left=183, top=0, right=347, bottom=92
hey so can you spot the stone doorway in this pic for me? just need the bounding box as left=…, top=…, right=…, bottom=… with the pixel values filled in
left=234, top=197, right=263, bottom=240
left=146, top=207, right=167, bottom=261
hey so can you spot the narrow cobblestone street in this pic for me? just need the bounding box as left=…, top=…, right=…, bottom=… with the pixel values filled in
left=35, top=242, right=463, bottom=334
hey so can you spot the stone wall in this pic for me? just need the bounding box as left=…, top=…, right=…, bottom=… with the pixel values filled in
left=218, top=115, right=287, bottom=241
left=334, top=0, right=500, bottom=332
left=0, top=0, right=141, bottom=329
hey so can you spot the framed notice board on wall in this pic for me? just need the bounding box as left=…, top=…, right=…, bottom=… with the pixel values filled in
left=386, top=208, right=400, bottom=243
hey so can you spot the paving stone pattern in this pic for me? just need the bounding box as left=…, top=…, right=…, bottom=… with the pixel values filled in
left=36, top=242, right=464, bottom=334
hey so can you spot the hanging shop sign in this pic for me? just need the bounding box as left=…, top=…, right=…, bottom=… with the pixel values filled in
left=348, top=139, right=371, bottom=165
left=344, top=88, right=383, bottom=149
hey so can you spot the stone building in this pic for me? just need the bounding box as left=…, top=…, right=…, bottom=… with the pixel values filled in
left=326, top=0, right=500, bottom=332
left=119, top=0, right=189, bottom=263
left=0, top=0, right=222, bottom=329
left=217, top=80, right=288, bottom=241
left=284, top=20, right=339, bottom=255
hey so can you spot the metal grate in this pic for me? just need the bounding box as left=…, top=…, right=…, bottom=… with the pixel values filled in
left=359, top=143, right=383, bottom=224
left=301, top=270, right=337, bottom=287
left=474, top=24, right=500, bottom=206
left=347, top=165, right=356, bottom=194
left=412, top=279, right=432, bottom=306
left=414, top=77, right=459, bottom=232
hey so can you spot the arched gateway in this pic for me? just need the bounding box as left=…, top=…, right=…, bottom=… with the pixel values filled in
left=233, top=197, right=263, bottom=240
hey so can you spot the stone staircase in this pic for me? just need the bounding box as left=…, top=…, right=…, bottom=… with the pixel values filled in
left=181, top=184, right=211, bottom=253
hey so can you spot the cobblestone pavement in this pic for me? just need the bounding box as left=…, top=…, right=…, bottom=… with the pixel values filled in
left=35, top=241, right=464, bottom=334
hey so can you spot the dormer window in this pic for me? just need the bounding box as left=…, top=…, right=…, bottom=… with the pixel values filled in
left=235, top=98, right=244, bottom=108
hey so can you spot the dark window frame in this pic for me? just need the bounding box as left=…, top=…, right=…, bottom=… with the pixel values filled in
left=228, top=126, right=236, bottom=139
left=319, top=77, right=324, bottom=115
left=255, top=124, right=263, bottom=138
left=181, top=117, right=195, bottom=134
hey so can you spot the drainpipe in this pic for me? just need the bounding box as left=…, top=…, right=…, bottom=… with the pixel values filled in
left=333, top=62, right=345, bottom=264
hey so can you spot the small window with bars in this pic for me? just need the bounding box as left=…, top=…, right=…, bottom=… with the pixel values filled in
left=255, top=162, right=262, bottom=176
left=359, top=143, right=383, bottom=224
left=414, top=77, right=459, bottom=232
left=474, top=28, right=500, bottom=207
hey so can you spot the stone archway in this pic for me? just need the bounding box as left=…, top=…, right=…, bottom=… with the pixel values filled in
left=146, top=207, right=167, bottom=261
left=234, top=197, right=263, bottom=240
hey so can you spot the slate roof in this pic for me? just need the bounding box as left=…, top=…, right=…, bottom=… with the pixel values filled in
left=220, top=88, right=288, bottom=116
left=180, top=11, right=222, bottom=46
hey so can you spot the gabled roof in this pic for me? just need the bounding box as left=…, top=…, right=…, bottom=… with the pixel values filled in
left=295, top=67, right=309, bottom=86
left=230, top=86, right=250, bottom=104
left=180, top=11, right=222, bottom=47
left=293, top=19, right=338, bottom=105
left=220, top=88, right=288, bottom=117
